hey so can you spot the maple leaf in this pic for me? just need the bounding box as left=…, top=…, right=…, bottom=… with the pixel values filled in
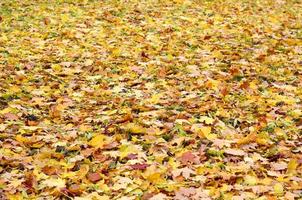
left=68, top=184, right=82, bottom=196
left=287, top=159, right=298, bottom=174
left=172, top=167, right=195, bottom=179
left=41, top=178, right=65, bottom=189
left=179, top=151, right=199, bottom=165
left=224, top=149, right=246, bottom=156
left=191, top=124, right=217, bottom=140
left=130, top=163, right=149, bottom=170
left=274, top=183, right=284, bottom=196
left=123, top=123, right=147, bottom=134
left=87, top=172, right=102, bottom=183
left=89, top=134, right=106, bottom=148
left=175, top=187, right=196, bottom=200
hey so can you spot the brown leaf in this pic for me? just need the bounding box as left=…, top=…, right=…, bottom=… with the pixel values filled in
left=239, top=81, right=249, bottom=89
left=198, top=145, right=207, bottom=162
left=141, top=192, right=156, bottom=200
left=42, top=166, right=58, bottom=175
left=172, top=167, right=195, bottom=179
left=87, top=172, right=102, bottom=183
left=130, top=163, right=149, bottom=170
left=179, top=151, right=199, bottom=165
left=220, top=86, right=229, bottom=96
left=204, top=35, right=211, bottom=40
left=43, top=17, right=50, bottom=25
left=271, top=162, right=287, bottom=171
left=49, top=105, right=61, bottom=118
left=175, top=187, right=196, bottom=200
left=23, top=172, right=37, bottom=192
left=4, top=113, right=19, bottom=121
left=81, top=148, right=94, bottom=157
left=103, top=141, right=119, bottom=150
left=68, top=184, right=82, bottom=195
left=224, top=149, right=246, bottom=156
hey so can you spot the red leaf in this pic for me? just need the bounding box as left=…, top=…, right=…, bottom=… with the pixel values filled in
left=179, top=151, right=199, bottom=165
left=130, top=163, right=149, bottom=170
left=23, top=172, right=37, bottom=192
left=127, top=153, right=138, bottom=160
left=87, top=172, right=101, bottom=183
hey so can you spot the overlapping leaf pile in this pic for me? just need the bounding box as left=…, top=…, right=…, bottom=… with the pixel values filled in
left=0, top=0, right=301, bottom=199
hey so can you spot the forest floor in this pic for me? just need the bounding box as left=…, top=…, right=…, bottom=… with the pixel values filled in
left=0, top=0, right=301, bottom=199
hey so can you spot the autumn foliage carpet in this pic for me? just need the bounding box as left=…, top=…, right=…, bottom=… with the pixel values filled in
left=0, top=0, right=301, bottom=199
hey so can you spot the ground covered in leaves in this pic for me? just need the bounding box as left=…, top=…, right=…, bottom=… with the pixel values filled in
left=0, top=0, right=302, bottom=199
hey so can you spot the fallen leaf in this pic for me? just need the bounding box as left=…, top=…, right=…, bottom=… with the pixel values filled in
left=42, top=178, right=65, bottom=188
left=287, top=159, right=298, bottom=174
left=179, top=151, right=199, bottom=165
left=149, top=193, right=167, bottom=200
left=224, top=149, right=246, bottom=156
left=124, top=123, right=147, bottom=134
left=130, top=163, right=149, bottom=170
left=89, top=134, right=106, bottom=148
left=274, top=183, right=284, bottom=196
left=87, top=172, right=102, bottom=183
left=271, top=162, right=287, bottom=171
left=3, top=113, right=18, bottom=121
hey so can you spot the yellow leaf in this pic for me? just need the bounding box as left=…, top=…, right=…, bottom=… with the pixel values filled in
left=256, top=138, right=268, bottom=145
left=97, top=180, right=110, bottom=192
left=84, top=59, right=94, bottom=66
left=167, top=54, right=174, bottom=61
left=15, top=135, right=30, bottom=144
left=10, top=179, right=23, bottom=188
left=42, top=178, right=66, bottom=188
left=7, top=194, right=23, bottom=200
left=274, top=183, right=284, bottom=196
left=61, top=14, right=69, bottom=23
left=201, top=126, right=217, bottom=140
left=205, top=133, right=217, bottom=140
left=0, top=124, right=6, bottom=131
left=146, top=172, right=163, bottom=184
left=79, top=124, right=92, bottom=132
left=89, top=134, right=106, bottom=147
left=191, top=125, right=217, bottom=140
left=196, top=166, right=205, bottom=175
left=0, top=107, right=12, bottom=115
left=213, top=50, right=223, bottom=59
left=120, top=144, right=139, bottom=158
left=111, top=48, right=121, bottom=57
left=261, top=178, right=272, bottom=185
left=287, top=159, right=298, bottom=174
left=98, top=196, right=110, bottom=200
left=75, top=193, right=110, bottom=200
left=51, top=64, right=62, bottom=72
left=237, top=132, right=257, bottom=146
left=244, top=175, right=258, bottom=186
left=9, top=85, right=21, bottom=93
left=149, top=94, right=162, bottom=104
left=124, top=123, right=146, bottom=134
left=200, top=116, right=215, bottom=124
left=255, top=197, right=267, bottom=200
left=77, top=164, right=90, bottom=179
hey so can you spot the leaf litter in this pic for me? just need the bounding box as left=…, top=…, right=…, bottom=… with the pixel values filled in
left=0, top=0, right=301, bottom=199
